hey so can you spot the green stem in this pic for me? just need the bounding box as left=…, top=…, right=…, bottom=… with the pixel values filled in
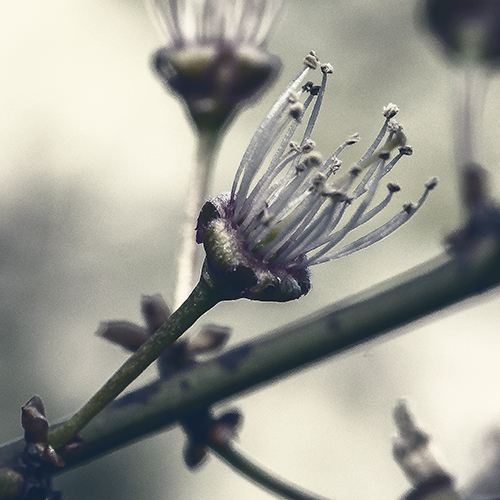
left=174, top=130, right=221, bottom=308
left=210, top=443, right=333, bottom=500
left=48, top=275, right=221, bottom=451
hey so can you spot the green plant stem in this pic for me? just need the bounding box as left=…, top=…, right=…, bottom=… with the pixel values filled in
left=174, top=130, right=220, bottom=308
left=210, top=443, right=332, bottom=500
left=47, top=275, right=221, bottom=451
left=1, top=241, right=498, bottom=482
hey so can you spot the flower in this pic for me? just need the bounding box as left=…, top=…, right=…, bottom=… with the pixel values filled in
left=196, top=52, right=438, bottom=302
left=149, top=0, right=284, bottom=132
left=422, top=0, right=500, bottom=66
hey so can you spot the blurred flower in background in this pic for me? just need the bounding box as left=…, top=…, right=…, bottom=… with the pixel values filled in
left=150, top=0, right=284, bottom=133
left=422, top=0, right=500, bottom=67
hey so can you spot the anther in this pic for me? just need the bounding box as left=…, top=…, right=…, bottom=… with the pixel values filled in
left=289, top=141, right=300, bottom=152
left=289, top=102, right=304, bottom=120
left=387, top=182, right=401, bottom=193
left=303, top=152, right=323, bottom=168
left=303, top=51, right=318, bottom=69
left=346, top=133, right=360, bottom=145
left=309, top=85, right=321, bottom=96
left=399, top=145, right=413, bottom=156
left=388, top=119, right=403, bottom=133
left=332, top=157, right=342, bottom=168
left=296, top=162, right=306, bottom=173
left=311, top=172, right=327, bottom=187
left=324, top=159, right=341, bottom=177
left=302, top=81, right=314, bottom=93
left=383, top=103, right=399, bottom=119
left=320, top=63, right=334, bottom=74
left=288, top=91, right=300, bottom=103
left=301, top=139, right=316, bottom=153
left=425, top=177, right=439, bottom=190
left=309, top=173, right=326, bottom=194
left=350, top=165, right=362, bottom=176
left=403, top=202, right=417, bottom=214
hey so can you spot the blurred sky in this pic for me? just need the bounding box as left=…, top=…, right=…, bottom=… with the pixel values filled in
left=1, top=1, right=500, bottom=500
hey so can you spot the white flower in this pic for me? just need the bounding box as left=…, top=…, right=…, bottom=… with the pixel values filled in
left=197, top=53, right=437, bottom=301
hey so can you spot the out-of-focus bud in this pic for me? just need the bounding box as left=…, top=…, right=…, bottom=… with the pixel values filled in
left=21, top=395, right=65, bottom=468
left=97, top=321, right=150, bottom=352
left=187, top=324, right=230, bottom=354
left=393, top=400, right=459, bottom=500
left=141, top=294, right=171, bottom=333
left=422, top=0, right=500, bottom=66
left=22, top=396, right=49, bottom=445
left=149, top=0, right=284, bottom=133
left=182, top=408, right=242, bottom=469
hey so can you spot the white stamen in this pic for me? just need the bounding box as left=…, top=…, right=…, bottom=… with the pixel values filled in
left=227, top=57, right=435, bottom=271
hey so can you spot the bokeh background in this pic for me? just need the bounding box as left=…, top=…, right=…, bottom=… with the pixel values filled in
left=1, top=0, right=500, bottom=499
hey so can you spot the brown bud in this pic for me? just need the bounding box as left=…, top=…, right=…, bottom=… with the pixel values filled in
left=97, top=321, right=149, bottom=351
left=188, top=324, right=231, bottom=355
left=22, top=396, right=48, bottom=444
left=141, top=294, right=171, bottom=333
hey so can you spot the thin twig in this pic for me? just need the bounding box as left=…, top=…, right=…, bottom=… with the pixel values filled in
left=47, top=275, right=221, bottom=451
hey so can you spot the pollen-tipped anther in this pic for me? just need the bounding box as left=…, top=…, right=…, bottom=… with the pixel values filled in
left=403, top=202, right=417, bottom=214
left=346, top=133, right=361, bottom=145
left=399, top=145, right=414, bottom=156
left=425, top=176, right=439, bottom=190
left=303, top=51, right=319, bottom=69
left=289, top=102, right=305, bottom=120
left=309, top=85, right=321, bottom=96
left=303, top=152, right=323, bottom=168
left=321, top=63, right=334, bottom=74
left=387, top=182, right=402, bottom=193
left=383, top=103, right=399, bottom=118
left=301, top=139, right=316, bottom=153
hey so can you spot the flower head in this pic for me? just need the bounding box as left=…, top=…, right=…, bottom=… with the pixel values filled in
left=422, top=0, right=500, bottom=66
left=196, top=53, right=437, bottom=302
left=150, top=0, right=283, bottom=132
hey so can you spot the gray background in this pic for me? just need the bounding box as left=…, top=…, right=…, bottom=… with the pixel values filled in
left=1, top=1, right=500, bottom=499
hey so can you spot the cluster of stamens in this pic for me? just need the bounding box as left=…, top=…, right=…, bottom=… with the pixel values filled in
left=226, top=52, right=437, bottom=270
